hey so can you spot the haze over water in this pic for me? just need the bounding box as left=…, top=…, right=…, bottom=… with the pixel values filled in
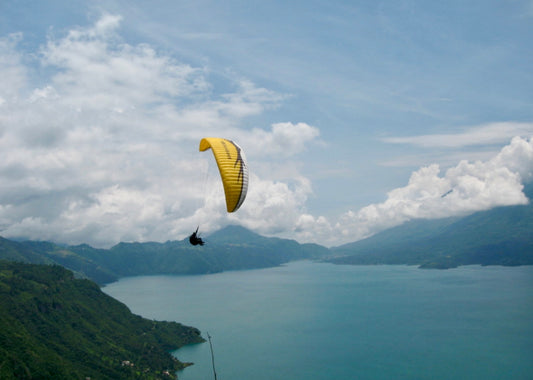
left=104, top=261, right=533, bottom=380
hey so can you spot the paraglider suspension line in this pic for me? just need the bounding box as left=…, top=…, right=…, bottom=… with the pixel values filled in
left=207, top=332, right=218, bottom=380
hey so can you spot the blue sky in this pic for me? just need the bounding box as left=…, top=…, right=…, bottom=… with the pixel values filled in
left=0, top=0, right=532, bottom=247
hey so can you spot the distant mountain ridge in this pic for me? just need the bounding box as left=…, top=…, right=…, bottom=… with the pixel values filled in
left=2, top=192, right=531, bottom=379
left=0, top=225, right=331, bottom=284
left=329, top=183, right=533, bottom=268
left=2, top=187, right=533, bottom=282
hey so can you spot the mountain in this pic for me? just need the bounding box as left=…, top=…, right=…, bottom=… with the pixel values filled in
left=16, top=240, right=118, bottom=284
left=0, top=237, right=53, bottom=264
left=80, top=225, right=331, bottom=278
left=330, top=184, right=533, bottom=268
left=208, top=224, right=265, bottom=243
left=0, top=228, right=329, bottom=378
left=0, top=225, right=332, bottom=284
left=0, top=261, right=203, bottom=379
left=3, top=189, right=532, bottom=281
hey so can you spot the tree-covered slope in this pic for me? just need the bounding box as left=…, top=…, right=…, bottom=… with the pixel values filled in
left=73, top=225, right=331, bottom=278
left=1, top=226, right=331, bottom=284
left=0, top=237, right=53, bottom=265
left=330, top=184, right=533, bottom=268
left=0, top=261, right=203, bottom=379
left=20, top=240, right=118, bottom=284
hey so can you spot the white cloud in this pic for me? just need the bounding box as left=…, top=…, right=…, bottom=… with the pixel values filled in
left=0, top=33, right=28, bottom=101
left=383, top=122, right=533, bottom=148
left=241, top=122, right=321, bottom=158
left=258, top=137, right=532, bottom=247
left=492, top=136, right=533, bottom=181
left=1, top=14, right=531, bottom=249
left=231, top=174, right=314, bottom=234
left=335, top=137, right=533, bottom=244
left=41, top=15, right=208, bottom=110
left=0, top=14, right=321, bottom=247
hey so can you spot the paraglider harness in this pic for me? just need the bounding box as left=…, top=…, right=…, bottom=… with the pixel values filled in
left=189, top=226, right=205, bottom=246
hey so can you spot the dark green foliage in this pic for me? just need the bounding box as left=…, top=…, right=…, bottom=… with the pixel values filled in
left=22, top=241, right=118, bottom=284
left=3, top=188, right=532, bottom=282
left=0, top=261, right=203, bottom=379
left=0, top=237, right=53, bottom=265
left=0, top=238, right=117, bottom=284
left=73, top=226, right=331, bottom=280
left=1, top=226, right=332, bottom=284
left=330, top=183, right=533, bottom=268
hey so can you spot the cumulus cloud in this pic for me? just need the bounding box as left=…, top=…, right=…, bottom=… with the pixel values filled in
left=334, top=136, right=533, bottom=244
left=241, top=122, right=320, bottom=158
left=238, top=175, right=313, bottom=231
left=1, top=14, right=532, bottom=249
left=243, top=136, right=533, bottom=247
left=41, top=15, right=208, bottom=113
left=0, top=15, right=321, bottom=247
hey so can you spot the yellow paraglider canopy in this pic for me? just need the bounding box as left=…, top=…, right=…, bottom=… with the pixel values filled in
left=199, top=137, right=248, bottom=212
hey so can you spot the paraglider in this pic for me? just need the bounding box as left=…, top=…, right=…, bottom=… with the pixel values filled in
left=199, top=137, right=248, bottom=212
left=189, top=137, right=249, bottom=246
left=189, top=226, right=205, bottom=246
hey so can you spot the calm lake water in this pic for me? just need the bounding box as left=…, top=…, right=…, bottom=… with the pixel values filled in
left=104, top=261, right=533, bottom=380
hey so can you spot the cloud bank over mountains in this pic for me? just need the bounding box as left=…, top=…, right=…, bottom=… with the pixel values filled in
left=0, top=15, right=320, bottom=247
left=334, top=136, right=533, bottom=243
left=0, top=15, right=532, bottom=247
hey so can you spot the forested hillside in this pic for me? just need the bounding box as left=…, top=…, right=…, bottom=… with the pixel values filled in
left=1, top=226, right=331, bottom=284
left=330, top=183, right=533, bottom=268
left=2, top=190, right=533, bottom=283
left=0, top=261, right=203, bottom=379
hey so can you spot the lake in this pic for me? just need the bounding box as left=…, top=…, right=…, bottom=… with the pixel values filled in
left=104, top=261, right=533, bottom=379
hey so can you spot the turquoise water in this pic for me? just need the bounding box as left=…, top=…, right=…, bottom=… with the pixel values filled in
left=104, top=262, right=533, bottom=379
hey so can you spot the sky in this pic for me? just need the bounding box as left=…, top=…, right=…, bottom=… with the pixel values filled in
left=0, top=0, right=532, bottom=248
